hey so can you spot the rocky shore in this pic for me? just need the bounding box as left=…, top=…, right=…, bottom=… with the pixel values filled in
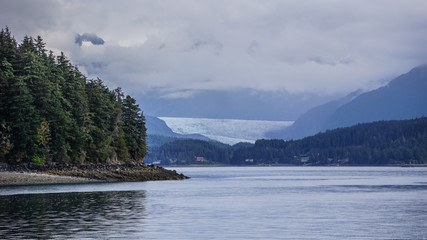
left=0, top=163, right=189, bottom=186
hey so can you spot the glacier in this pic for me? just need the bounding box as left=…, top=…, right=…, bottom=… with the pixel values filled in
left=159, top=117, right=293, bottom=145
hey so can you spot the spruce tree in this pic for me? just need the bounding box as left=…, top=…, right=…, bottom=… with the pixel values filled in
left=122, top=95, right=148, bottom=161
left=3, top=59, right=38, bottom=162
left=0, top=27, right=18, bottom=64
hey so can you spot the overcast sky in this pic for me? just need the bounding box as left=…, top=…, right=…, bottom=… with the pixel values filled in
left=1, top=0, right=427, bottom=98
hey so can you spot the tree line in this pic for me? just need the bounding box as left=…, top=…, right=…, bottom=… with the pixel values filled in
left=146, top=117, right=427, bottom=165
left=0, top=28, right=148, bottom=165
left=146, top=138, right=232, bottom=165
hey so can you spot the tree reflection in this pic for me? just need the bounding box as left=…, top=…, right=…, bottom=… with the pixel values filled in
left=0, top=190, right=147, bottom=239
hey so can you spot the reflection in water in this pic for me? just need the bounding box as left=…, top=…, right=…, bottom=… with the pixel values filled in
left=0, top=191, right=146, bottom=239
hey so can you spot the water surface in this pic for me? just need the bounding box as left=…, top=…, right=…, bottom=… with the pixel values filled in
left=0, top=167, right=426, bottom=239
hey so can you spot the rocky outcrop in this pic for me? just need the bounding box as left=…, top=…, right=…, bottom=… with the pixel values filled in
left=0, top=163, right=189, bottom=182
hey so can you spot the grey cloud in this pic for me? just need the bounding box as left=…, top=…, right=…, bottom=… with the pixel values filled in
left=0, top=0, right=64, bottom=40
left=75, top=33, right=105, bottom=46
left=309, top=56, right=354, bottom=66
left=2, top=0, right=427, bottom=98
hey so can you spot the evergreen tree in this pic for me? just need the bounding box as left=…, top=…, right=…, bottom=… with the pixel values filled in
left=3, top=59, right=38, bottom=162
left=35, top=36, right=47, bottom=58
left=122, top=95, right=148, bottom=161
left=0, top=27, right=18, bottom=64
left=110, top=88, right=129, bottom=163
left=55, top=53, right=90, bottom=163
left=85, top=78, right=116, bottom=163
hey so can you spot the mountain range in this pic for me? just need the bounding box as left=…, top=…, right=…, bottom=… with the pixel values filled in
left=145, top=64, right=426, bottom=144
left=267, top=64, right=427, bottom=140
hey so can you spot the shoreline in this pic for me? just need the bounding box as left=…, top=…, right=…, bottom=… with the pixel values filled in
left=163, top=164, right=427, bottom=168
left=0, top=163, right=189, bottom=186
left=0, top=171, right=100, bottom=186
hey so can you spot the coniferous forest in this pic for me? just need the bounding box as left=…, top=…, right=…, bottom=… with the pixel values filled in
left=0, top=28, right=148, bottom=165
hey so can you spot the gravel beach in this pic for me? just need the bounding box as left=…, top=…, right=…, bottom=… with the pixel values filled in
left=0, top=171, right=99, bottom=186
left=0, top=163, right=189, bottom=186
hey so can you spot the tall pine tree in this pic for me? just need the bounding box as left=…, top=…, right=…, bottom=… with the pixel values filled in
left=122, top=95, right=148, bottom=162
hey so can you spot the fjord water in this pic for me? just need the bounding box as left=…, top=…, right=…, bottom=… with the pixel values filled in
left=0, top=167, right=426, bottom=239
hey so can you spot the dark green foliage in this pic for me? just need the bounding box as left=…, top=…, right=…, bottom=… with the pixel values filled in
left=0, top=27, right=18, bottom=65
left=232, top=118, right=427, bottom=165
left=0, top=28, right=148, bottom=164
left=3, top=60, right=38, bottom=162
left=122, top=95, right=148, bottom=161
left=146, top=139, right=232, bottom=165
left=147, top=134, right=181, bottom=149
left=231, top=142, right=254, bottom=149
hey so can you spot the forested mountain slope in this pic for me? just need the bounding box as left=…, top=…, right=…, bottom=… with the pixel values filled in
left=233, top=117, right=427, bottom=165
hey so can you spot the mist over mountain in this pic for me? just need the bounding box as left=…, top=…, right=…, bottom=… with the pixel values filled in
left=269, top=65, right=427, bottom=140
left=138, top=89, right=338, bottom=121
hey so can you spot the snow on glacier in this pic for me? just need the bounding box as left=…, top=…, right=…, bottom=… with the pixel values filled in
left=159, top=117, right=293, bottom=145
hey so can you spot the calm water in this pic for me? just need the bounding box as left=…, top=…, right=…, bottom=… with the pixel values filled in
left=0, top=167, right=426, bottom=239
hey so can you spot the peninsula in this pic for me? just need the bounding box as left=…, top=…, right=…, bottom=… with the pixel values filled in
left=0, top=28, right=188, bottom=184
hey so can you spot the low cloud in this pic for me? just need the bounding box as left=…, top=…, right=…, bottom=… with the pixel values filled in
left=1, top=0, right=426, bottom=98
left=75, top=33, right=105, bottom=46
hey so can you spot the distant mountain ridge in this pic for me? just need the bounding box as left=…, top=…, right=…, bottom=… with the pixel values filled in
left=269, top=64, right=427, bottom=140
left=324, top=64, right=427, bottom=129
left=145, top=115, right=176, bottom=136
left=266, top=90, right=363, bottom=139
left=145, top=115, right=211, bottom=141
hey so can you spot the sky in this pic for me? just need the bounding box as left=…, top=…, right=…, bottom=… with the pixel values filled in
left=1, top=0, right=427, bottom=103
